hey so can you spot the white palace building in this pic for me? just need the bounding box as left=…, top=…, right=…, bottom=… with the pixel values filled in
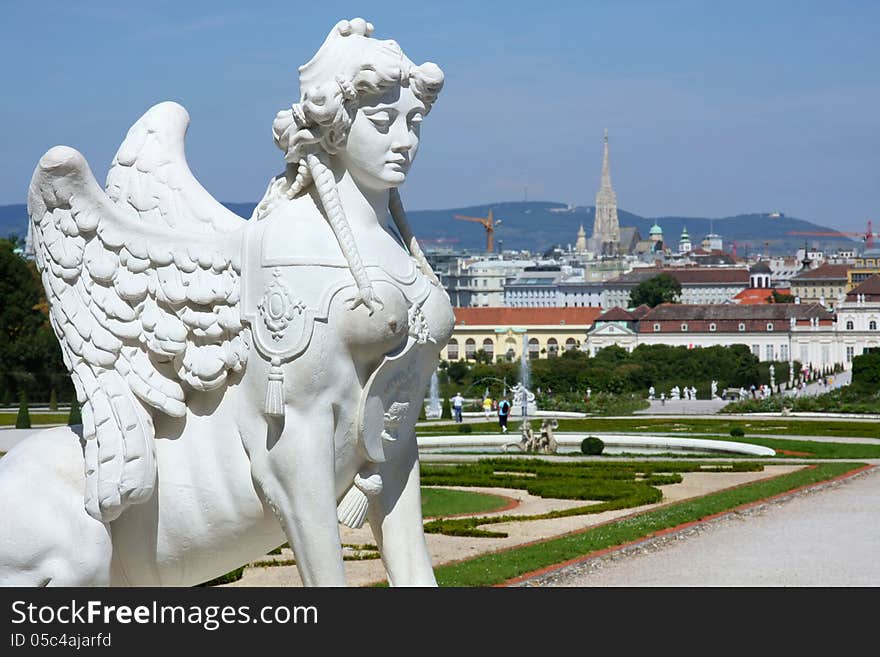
left=586, top=276, right=880, bottom=370
left=444, top=275, right=880, bottom=373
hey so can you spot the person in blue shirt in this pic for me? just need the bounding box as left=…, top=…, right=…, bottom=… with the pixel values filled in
left=497, top=397, right=511, bottom=433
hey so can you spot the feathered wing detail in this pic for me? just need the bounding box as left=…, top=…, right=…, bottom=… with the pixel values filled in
left=106, top=101, right=245, bottom=235
left=28, top=106, right=249, bottom=522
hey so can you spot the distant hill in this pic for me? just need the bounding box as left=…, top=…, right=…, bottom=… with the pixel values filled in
left=403, top=201, right=857, bottom=256
left=1, top=200, right=856, bottom=255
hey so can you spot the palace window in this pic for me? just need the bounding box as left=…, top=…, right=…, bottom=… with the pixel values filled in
left=680, top=323, right=688, bottom=332
left=528, top=338, right=540, bottom=360
left=565, top=338, right=577, bottom=351
left=446, top=339, right=459, bottom=360
left=738, top=323, right=746, bottom=332
left=871, top=320, right=878, bottom=331
left=709, top=323, right=717, bottom=332
left=482, top=338, right=494, bottom=358
left=767, top=323, right=774, bottom=331
left=465, top=338, right=476, bottom=359
left=547, top=338, right=558, bottom=358
left=751, top=344, right=760, bottom=357
left=766, top=344, right=775, bottom=361
left=846, top=346, right=855, bottom=362
left=653, top=323, right=661, bottom=332
left=846, top=321, right=854, bottom=330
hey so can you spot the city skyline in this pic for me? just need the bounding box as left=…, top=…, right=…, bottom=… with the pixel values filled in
left=1, top=1, right=877, bottom=233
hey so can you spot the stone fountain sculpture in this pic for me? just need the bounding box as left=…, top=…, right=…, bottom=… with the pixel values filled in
left=0, top=18, right=453, bottom=587
left=510, top=382, right=537, bottom=417
left=504, top=418, right=558, bottom=454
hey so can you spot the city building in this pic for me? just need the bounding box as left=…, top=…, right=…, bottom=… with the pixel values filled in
left=678, top=226, right=692, bottom=254
left=848, top=248, right=880, bottom=287
left=442, top=307, right=602, bottom=361
left=584, top=303, right=838, bottom=369
left=429, top=254, right=537, bottom=307
left=789, top=263, right=850, bottom=308
left=575, top=224, right=588, bottom=254
left=602, top=267, right=750, bottom=309
left=834, top=275, right=880, bottom=364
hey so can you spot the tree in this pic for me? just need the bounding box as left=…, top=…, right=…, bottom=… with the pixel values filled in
left=441, top=397, right=452, bottom=420
left=0, top=239, right=70, bottom=402
left=852, top=349, right=880, bottom=392
left=446, top=360, right=469, bottom=385
left=629, top=273, right=681, bottom=308
left=15, top=391, right=31, bottom=429
left=473, top=349, right=493, bottom=365
left=770, top=290, right=795, bottom=303
left=68, top=397, right=82, bottom=426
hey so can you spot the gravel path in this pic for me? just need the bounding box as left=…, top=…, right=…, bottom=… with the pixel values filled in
left=520, top=465, right=880, bottom=587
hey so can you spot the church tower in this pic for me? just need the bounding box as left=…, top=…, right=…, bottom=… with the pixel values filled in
left=575, top=224, right=587, bottom=253
left=591, top=129, right=620, bottom=256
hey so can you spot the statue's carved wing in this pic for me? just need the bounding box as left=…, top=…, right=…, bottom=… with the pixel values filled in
left=105, top=102, right=245, bottom=234
left=27, top=103, right=248, bottom=523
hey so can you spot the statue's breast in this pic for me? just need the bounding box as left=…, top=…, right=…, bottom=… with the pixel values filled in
left=241, top=216, right=439, bottom=363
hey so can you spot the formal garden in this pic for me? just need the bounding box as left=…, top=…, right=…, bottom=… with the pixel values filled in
left=206, top=455, right=868, bottom=586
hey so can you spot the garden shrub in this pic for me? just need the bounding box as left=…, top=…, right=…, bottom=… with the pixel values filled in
left=68, top=397, right=82, bottom=426
left=729, top=426, right=745, bottom=438
left=580, top=436, right=605, bottom=455
left=441, top=397, right=452, bottom=420
left=15, top=391, right=31, bottom=429
left=457, top=423, right=473, bottom=434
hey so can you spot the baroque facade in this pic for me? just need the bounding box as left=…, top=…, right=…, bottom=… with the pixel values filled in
left=441, top=307, right=602, bottom=361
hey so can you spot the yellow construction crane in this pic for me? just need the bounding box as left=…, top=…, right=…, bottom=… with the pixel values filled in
left=453, top=209, right=503, bottom=253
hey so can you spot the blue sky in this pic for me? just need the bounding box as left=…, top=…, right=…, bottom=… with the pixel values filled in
left=1, top=1, right=878, bottom=232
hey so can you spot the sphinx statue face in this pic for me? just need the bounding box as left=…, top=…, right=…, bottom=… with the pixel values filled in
left=338, top=82, right=425, bottom=192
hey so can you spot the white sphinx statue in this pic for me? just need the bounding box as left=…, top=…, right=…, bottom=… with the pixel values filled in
left=0, top=18, right=453, bottom=587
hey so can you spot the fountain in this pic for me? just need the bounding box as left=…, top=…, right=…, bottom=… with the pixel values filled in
left=425, top=370, right=442, bottom=419
left=511, top=333, right=537, bottom=417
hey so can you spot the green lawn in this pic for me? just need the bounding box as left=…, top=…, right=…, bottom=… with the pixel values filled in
left=421, top=487, right=511, bottom=517
left=0, top=412, right=69, bottom=426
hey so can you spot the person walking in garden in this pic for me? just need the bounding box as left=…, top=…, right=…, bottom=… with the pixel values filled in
left=497, top=397, right=511, bottom=433
left=452, top=392, right=464, bottom=423
left=482, top=396, right=493, bottom=420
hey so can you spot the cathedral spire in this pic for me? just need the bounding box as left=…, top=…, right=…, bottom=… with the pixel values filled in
left=601, top=128, right=612, bottom=189
left=591, top=128, right=620, bottom=256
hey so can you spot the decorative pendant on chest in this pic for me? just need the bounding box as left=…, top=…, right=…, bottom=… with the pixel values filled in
left=258, top=268, right=306, bottom=342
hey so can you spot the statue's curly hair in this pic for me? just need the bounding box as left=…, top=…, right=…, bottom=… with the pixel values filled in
left=254, top=18, right=444, bottom=291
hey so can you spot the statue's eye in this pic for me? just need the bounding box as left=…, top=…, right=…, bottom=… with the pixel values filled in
left=366, top=111, right=392, bottom=129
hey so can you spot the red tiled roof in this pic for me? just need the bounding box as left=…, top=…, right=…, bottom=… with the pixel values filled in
left=791, top=263, right=850, bottom=281
left=454, top=307, right=602, bottom=326
left=733, top=288, right=774, bottom=304
left=846, top=274, right=880, bottom=299
left=597, top=307, right=634, bottom=321
left=641, top=303, right=830, bottom=321
left=630, top=304, right=652, bottom=319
